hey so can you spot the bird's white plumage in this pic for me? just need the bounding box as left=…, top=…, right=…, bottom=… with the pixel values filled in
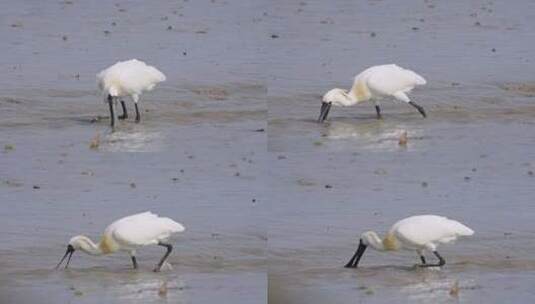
left=360, top=64, right=426, bottom=98
left=60, top=211, right=184, bottom=271
left=107, top=211, right=185, bottom=249
left=389, top=215, right=474, bottom=251
left=97, top=59, right=166, bottom=101
left=323, top=64, right=426, bottom=106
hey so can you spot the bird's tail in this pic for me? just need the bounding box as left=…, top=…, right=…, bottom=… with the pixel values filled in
left=408, top=70, right=427, bottom=85
left=451, top=220, right=474, bottom=236
left=146, top=66, right=166, bottom=83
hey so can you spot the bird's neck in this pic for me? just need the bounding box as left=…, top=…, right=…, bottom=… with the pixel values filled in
left=78, top=237, right=104, bottom=256
left=366, top=232, right=386, bottom=251
left=366, top=232, right=399, bottom=251
left=339, top=91, right=359, bottom=106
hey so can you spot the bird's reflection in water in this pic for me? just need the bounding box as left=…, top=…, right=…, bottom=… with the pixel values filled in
left=118, top=276, right=187, bottom=302
left=104, top=125, right=164, bottom=152
left=325, top=121, right=424, bottom=151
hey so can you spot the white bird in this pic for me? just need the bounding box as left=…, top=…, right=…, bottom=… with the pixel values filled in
left=345, top=215, right=474, bottom=268
left=55, top=211, right=185, bottom=272
left=319, top=64, right=427, bottom=122
left=97, top=59, right=166, bottom=128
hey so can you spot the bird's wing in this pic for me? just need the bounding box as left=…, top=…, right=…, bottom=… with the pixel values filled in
left=116, top=60, right=166, bottom=93
left=367, top=65, right=426, bottom=96
left=110, top=212, right=185, bottom=247
left=393, top=215, right=472, bottom=248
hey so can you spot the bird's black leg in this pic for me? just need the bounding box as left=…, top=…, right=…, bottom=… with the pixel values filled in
left=119, top=100, right=128, bottom=120
left=420, top=255, right=426, bottom=265
left=131, top=256, right=138, bottom=269
left=154, top=242, right=173, bottom=272
left=408, top=101, right=427, bottom=118
left=108, top=95, right=115, bottom=128
left=134, top=103, right=141, bottom=123
left=375, top=105, right=382, bottom=119
left=418, top=251, right=445, bottom=267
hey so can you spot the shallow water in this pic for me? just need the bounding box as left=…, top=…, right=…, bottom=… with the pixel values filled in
left=0, top=0, right=266, bottom=303
left=266, top=0, right=535, bottom=303
left=2, top=0, right=535, bottom=303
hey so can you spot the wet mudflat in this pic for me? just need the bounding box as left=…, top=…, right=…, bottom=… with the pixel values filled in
left=0, top=0, right=266, bottom=303
left=266, top=0, right=535, bottom=303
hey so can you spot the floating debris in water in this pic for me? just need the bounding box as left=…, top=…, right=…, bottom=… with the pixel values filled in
left=398, top=131, right=408, bottom=146
left=4, top=144, right=15, bottom=152
left=33, top=185, right=41, bottom=189
left=374, top=168, right=387, bottom=175
left=421, top=181, right=428, bottom=188
left=528, top=171, right=534, bottom=176
left=324, top=184, right=333, bottom=189
left=158, top=282, right=167, bottom=298
left=129, top=182, right=136, bottom=189
left=90, top=116, right=103, bottom=123
left=271, top=34, right=279, bottom=39
left=449, top=280, right=460, bottom=297
left=464, top=176, right=471, bottom=181
left=370, top=32, right=376, bottom=37
left=89, top=133, right=100, bottom=150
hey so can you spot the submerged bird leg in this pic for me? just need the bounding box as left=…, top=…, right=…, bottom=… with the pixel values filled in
left=134, top=103, right=141, bottom=123
left=418, top=251, right=445, bottom=267
left=118, top=100, right=128, bottom=120
left=131, top=256, right=138, bottom=269
left=108, top=95, right=115, bottom=128
left=375, top=105, right=382, bottom=119
left=154, top=242, right=173, bottom=272
left=408, top=101, right=427, bottom=118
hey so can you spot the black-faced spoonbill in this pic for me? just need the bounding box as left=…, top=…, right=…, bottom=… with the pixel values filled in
left=55, top=212, right=185, bottom=272
left=345, top=215, right=474, bottom=268
left=318, top=64, right=427, bottom=122
left=97, top=59, right=166, bottom=128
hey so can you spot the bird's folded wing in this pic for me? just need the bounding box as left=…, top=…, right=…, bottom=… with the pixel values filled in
left=112, top=216, right=185, bottom=247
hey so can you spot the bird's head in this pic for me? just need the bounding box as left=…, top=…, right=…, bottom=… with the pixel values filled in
left=322, top=88, right=351, bottom=106
left=360, top=231, right=378, bottom=246
left=318, top=89, right=354, bottom=123
left=55, top=235, right=92, bottom=269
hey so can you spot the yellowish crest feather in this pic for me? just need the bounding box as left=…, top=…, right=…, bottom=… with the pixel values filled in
left=383, top=233, right=399, bottom=251
left=351, top=80, right=371, bottom=102
left=99, top=234, right=117, bottom=254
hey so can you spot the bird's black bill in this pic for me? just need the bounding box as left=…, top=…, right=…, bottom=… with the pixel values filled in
left=408, top=101, right=426, bottom=118
left=55, top=245, right=75, bottom=269
left=344, top=240, right=367, bottom=268
left=318, top=102, right=332, bottom=123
